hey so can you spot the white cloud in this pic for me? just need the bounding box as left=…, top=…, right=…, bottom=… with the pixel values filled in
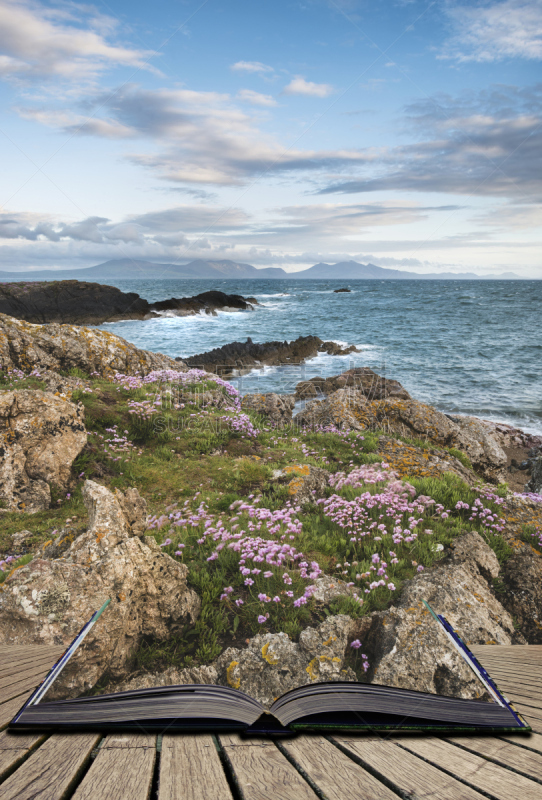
left=26, top=84, right=371, bottom=185
left=236, top=89, right=277, bottom=106
left=0, top=0, right=156, bottom=82
left=282, top=76, right=334, bottom=97
left=442, top=0, right=542, bottom=62
left=230, top=60, right=274, bottom=73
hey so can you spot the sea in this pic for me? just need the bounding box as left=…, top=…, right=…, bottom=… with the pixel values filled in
left=96, top=279, right=542, bottom=436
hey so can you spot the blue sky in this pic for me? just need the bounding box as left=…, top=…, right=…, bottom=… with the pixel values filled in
left=0, top=0, right=540, bottom=276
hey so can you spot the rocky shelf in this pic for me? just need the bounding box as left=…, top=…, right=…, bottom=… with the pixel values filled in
left=0, top=280, right=259, bottom=325
left=181, top=335, right=360, bottom=376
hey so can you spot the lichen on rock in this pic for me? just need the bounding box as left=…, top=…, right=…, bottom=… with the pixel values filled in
left=0, top=480, right=201, bottom=698
left=0, top=390, right=87, bottom=512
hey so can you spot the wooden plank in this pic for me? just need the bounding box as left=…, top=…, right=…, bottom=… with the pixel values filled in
left=0, top=662, right=59, bottom=691
left=396, top=736, right=542, bottom=800
left=159, top=734, right=234, bottom=800
left=334, top=736, right=487, bottom=800
left=71, top=735, right=156, bottom=800
left=282, top=735, right=399, bottom=800
left=446, top=735, right=542, bottom=781
left=219, top=734, right=318, bottom=800
left=0, top=674, right=49, bottom=704
left=0, top=733, right=100, bottom=800
left=0, top=732, right=46, bottom=781
left=500, top=732, right=542, bottom=754
left=0, top=693, right=31, bottom=730
left=0, top=655, right=58, bottom=676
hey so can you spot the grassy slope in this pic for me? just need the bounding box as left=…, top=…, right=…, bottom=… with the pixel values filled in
left=0, top=368, right=529, bottom=679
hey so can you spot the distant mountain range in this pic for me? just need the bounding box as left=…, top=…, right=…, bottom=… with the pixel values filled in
left=0, top=258, right=522, bottom=281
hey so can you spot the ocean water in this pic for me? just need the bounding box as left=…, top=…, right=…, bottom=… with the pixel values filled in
left=97, top=279, right=542, bottom=435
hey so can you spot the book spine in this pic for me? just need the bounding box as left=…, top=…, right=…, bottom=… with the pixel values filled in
left=11, top=598, right=111, bottom=723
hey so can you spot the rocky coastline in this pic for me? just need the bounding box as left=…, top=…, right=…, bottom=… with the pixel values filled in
left=0, top=311, right=541, bottom=707
left=0, top=280, right=259, bottom=324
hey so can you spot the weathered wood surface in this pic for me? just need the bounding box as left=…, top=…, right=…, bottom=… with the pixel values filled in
left=0, top=644, right=542, bottom=799
left=71, top=735, right=156, bottom=800
left=334, top=735, right=489, bottom=799
left=0, top=731, right=47, bottom=781
left=397, top=736, right=542, bottom=800
left=0, top=733, right=100, bottom=800
left=282, top=735, right=403, bottom=800
left=159, top=734, right=234, bottom=800
left=219, top=734, right=319, bottom=800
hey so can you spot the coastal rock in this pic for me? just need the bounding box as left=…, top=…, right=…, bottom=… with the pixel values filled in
left=359, top=532, right=522, bottom=698
left=241, top=393, right=296, bottom=427
left=109, top=664, right=218, bottom=693
left=272, top=463, right=329, bottom=504
left=295, top=390, right=506, bottom=482
left=294, top=387, right=367, bottom=431
left=334, top=288, right=351, bottom=293
left=152, top=290, right=258, bottom=317
left=215, top=615, right=356, bottom=708
left=183, top=335, right=359, bottom=377
left=0, top=281, right=259, bottom=325
left=0, top=281, right=149, bottom=325
left=0, top=390, right=87, bottom=513
left=500, top=549, right=542, bottom=643
left=295, top=368, right=410, bottom=402
left=0, top=480, right=201, bottom=698
left=0, top=313, right=186, bottom=377
left=526, top=455, right=542, bottom=494
left=376, top=436, right=478, bottom=485
left=11, top=530, right=34, bottom=552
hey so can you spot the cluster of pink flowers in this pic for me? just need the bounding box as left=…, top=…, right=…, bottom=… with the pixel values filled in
left=349, top=639, right=370, bottom=672
left=455, top=497, right=506, bottom=532
left=0, top=554, right=17, bottom=572
left=219, top=413, right=260, bottom=438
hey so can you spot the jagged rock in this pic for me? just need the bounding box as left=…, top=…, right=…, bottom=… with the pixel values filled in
left=241, top=393, right=296, bottom=427
left=309, top=575, right=359, bottom=607
left=0, top=480, right=201, bottom=698
left=295, top=368, right=410, bottom=402
left=376, top=436, right=478, bottom=485
left=0, top=281, right=259, bottom=325
left=0, top=390, right=87, bottom=512
left=109, top=665, right=218, bottom=693
left=184, top=335, right=359, bottom=377
left=526, top=456, right=542, bottom=494
left=272, top=463, right=329, bottom=504
left=0, top=313, right=187, bottom=377
left=215, top=615, right=356, bottom=708
left=296, top=391, right=507, bottom=482
left=294, top=387, right=366, bottom=431
left=11, top=530, right=33, bottom=551
left=500, top=549, right=542, bottom=643
left=358, top=532, right=523, bottom=699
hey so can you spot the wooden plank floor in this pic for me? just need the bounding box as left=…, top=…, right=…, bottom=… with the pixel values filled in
left=0, top=644, right=540, bottom=799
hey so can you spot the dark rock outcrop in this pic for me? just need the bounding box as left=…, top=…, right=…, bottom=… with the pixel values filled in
left=0, top=281, right=258, bottom=325
left=295, top=367, right=410, bottom=401
left=334, top=288, right=351, bottom=293
left=500, top=549, right=542, bottom=642
left=183, top=335, right=359, bottom=376
left=526, top=456, right=542, bottom=494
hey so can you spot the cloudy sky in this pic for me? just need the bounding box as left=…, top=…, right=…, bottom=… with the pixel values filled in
left=0, top=0, right=541, bottom=276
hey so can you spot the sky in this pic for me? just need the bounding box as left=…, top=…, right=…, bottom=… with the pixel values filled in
left=0, top=0, right=541, bottom=276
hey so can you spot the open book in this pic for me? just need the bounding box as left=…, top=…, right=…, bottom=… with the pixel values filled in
left=10, top=600, right=530, bottom=736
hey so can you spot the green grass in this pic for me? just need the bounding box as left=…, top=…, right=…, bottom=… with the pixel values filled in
left=1, top=369, right=521, bottom=675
